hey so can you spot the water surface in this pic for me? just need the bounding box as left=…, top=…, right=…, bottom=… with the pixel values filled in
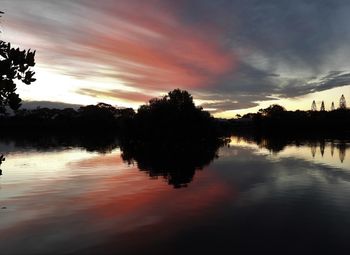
left=0, top=137, right=349, bottom=254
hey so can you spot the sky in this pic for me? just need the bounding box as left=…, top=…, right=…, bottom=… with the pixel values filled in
left=1, top=0, right=350, bottom=117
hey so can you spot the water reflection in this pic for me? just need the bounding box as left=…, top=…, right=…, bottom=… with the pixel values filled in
left=339, top=142, right=347, bottom=163
left=0, top=133, right=119, bottom=154
left=0, top=142, right=231, bottom=255
left=311, top=143, right=317, bottom=157
left=0, top=154, right=4, bottom=176
left=119, top=139, right=225, bottom=188
left=0, top=134, right=226, bottom=188
left=230, top=136, right=350, bottom=168
left=0, top=136, right=350, bottom=254
left=320, top=140, right=325, bottom=156
left=306, top=140, right=347, bottom=162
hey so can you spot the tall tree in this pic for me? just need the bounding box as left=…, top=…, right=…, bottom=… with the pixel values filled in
left=320, top=101, right=325, bottom=111
left=339, top=94, right=346, bottom=109
left=0, top=11, right=36, bottom=114
left=134, top=89, right=216, bottom=140
left=311, top=100, right=317, bottom=111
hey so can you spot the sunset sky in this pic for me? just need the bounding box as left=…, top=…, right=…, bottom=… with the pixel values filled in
left=1, top=0, right=350, bottom=117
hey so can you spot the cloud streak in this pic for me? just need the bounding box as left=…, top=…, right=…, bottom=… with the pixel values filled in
left=2, top=0, right=235, bottom=91
left=79, top=88, right=153, bottom=103
left=2, top=0, right=350, bottom=113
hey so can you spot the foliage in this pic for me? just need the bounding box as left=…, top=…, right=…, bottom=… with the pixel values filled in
left=0, top=154, right=4, bottom=166
left=120, top=137, right=224, bottom=188
left=311, top=100, right=317, bottom=111
left=132, top=89, right=219, bottom=140
left=0, top=103, right=135, bottom=132
left=0, top=11, right=36, bottom=114
left=258, top=104, right=285, bottom=117
left=340, top=94, right=347, bottom=109
left=234, top=104, right=350, bottom=136
left=331, top=102, right=335, bottom=111
left=0, top=132, right=119, bottom=154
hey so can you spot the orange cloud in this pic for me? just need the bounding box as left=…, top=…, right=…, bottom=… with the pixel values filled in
left=79, top=88, right=153, bottom=103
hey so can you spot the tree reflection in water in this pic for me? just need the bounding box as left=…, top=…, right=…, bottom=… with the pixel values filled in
left=0, top=154, right=4, bottom=175
left=235, top=134, right=349, bottom=163
left=338, top=142, right=346, bottom=163
left=320, top=140, right=325, bottom=157
left=120, top=138, right=226, bottom=188
left=309, top=140, right=347, bottom=163
left=0, top=133, right=120, bottom=154
left=311, top=143, right=317, bottom=158
left=0, top=133, right=227, bottom=187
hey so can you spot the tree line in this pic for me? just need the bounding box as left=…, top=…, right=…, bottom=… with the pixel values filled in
left=0, top=89, right=232, bottom=139
left=233, top=104, right=350, bottom=137
left=0, top=102, right=135, bottom=133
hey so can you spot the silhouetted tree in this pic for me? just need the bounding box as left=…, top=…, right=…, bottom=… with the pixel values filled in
left=233, top=100, right=350, bottom=136
left=258, top=104, right=285, bottom=117
left=339, top=94, right=346, bottom=109
left=311, top=100, right=317, bottom=111
left=120, top=137, right=224, bottom=188
left=331, top=141, right=335, bottom=156
left=133, top=89, right=219, bottom=140
left=0, top=153, right=4, bottom=175
left=338, top=142, right=346, bottom=163
left=320, top=101, right=325, bottom=111
left=320, top=140, right=325, bottom=156
left=0, top=11, right=36, bottom=114
left=118, top=89, right=228, bottom=188
left=0, top=154, right=4, bottom=165
left=78, top=103, right=116, bottom=123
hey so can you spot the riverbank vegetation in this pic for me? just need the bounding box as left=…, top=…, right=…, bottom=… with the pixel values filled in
left=232, top=104, right=350, bottom=137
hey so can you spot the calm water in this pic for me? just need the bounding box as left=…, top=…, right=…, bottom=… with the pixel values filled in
left=0, top=136, right=349, bottom=254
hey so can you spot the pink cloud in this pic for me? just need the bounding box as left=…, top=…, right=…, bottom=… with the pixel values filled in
left=3, top=0, right=237, bottom=96
left=76, top=1, right=236, bottom=90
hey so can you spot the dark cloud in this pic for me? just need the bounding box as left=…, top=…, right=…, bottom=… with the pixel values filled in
left=201, top=100, right=259, bottom=113
left=178, top=0, right=350, bottom=109
left=178, top=0, right=350, bottom=71
left=314, top=72, right=350, bottom=91
left=276, top=71, right=350, bottom=98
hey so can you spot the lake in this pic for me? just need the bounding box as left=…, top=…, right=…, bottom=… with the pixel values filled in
left=0, top=136, right=349, bottom=254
